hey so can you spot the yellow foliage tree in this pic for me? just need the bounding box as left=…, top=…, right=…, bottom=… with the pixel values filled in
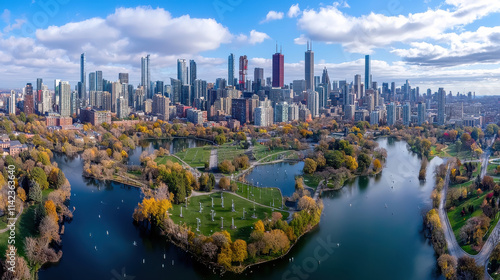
left=254, top=220, right=265, bottom=233
left=44, top=200, right=58, bottom=222
left=231, top=239, right=248, bottom=264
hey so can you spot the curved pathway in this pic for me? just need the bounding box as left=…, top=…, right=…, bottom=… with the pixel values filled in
left=439, top=134, right=497, bottom=279
left=0, top=203, right=24, bottom=233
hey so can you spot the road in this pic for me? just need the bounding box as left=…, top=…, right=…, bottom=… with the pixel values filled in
left=208, top=149, right=218, bottom=171
left=438, top=134, right=496, bottom=279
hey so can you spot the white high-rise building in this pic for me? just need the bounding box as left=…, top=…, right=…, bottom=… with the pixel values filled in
left=8, top=90, right=16, bottom=115
left=307, top=90, right=319, bottom=118
left=59, top=81, right=71, bottom=117
left=141, top=55, right=150, bottom=98
left=403, top=102, right=411, bottom=126
left=387, top=102, right=396, bottom=125
left=177, top=59, right=188, bottom=85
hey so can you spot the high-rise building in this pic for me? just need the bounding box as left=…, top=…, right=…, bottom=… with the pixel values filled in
left=370, top=111, right=380, bottom=126
left=417, top=102, right=426, bottom=125
left=59, top=81, right=71, bottom=117
left=292, top=80, right=306, bottom=96
left=141, top=55, right=151, bottom=98
left=403, top=102, right=411, bottom=126
left=254, top=67, right=264, bottom=91
left=194, top=80, right=207, bottom=101
left=272, top=46, right=284, bottom=88
left=231, top=98, right=250, bottom=124
left=404, top=80, right=410, bottom=101
left=307, top=90, right=319, bottom=118
left=111, top=81, right=122, bottom=113
left=170, top=78, right=181, bottom=104
left=89, top=72, right=96, bottom=92
left=321, top=68, right=331, bottom=94
left=305, top=42, right=314, bottom=90
left=274, top=102, right=289, bottom=123
left=80, top=53, right=86, bottom=103
left=96, top=71, right=103, bottom=92
left=228, top=53, right=235, bottom=86
left=119, top=73, right=129, bottom=84
left=23, top=83, right=35, bottom=115
left=288, top=103, right=299, bottom=121
left=181, top=84, right=192, bottom=106
left=116, top=96, right=129, bottom=119
left=354, top=74, right=362, bottom=99
left=177, top=59, right=188, bottom=85
left=36, top=78, right=43, bottom=96
left=437, top=88, right=446, bottom=125
left=41, top=86, right=51, bottom=114
left=387, top=102, right=396, bottom=125
left=239, top=55, right=248, bottom=90
left=189, top=60, right=197, bottom=86
left=391, top=82, right=396, bottom=98
left=8, top=90, right=16, bottom=115
left=365, top=55, right=371, bottom=90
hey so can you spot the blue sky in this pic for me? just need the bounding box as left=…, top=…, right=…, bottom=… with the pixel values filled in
left=1, top=0, right=500, bottom=95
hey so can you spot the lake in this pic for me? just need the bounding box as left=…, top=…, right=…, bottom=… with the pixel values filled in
left=39, top=138, right=443, bottom=280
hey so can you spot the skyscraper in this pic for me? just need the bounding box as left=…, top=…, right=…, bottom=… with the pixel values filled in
left=8, top=90, right=16, bottom=115
left=59, top=81, right=71, bottom=117
left=36, top=78, right=43, bottom=103
left=321, top=68, right=331, bottom=94
left=189, top=60, right=197, bottom=86
left=254, top=68, right=264, bottom=91
left=96, top=71, right=103, bottom=92
left=272, top=46, right=284, bottom=88
left=89, top=72, right=96, bottom=92
left=239, top=55, right=248, bottom=90
left=228, top=53, right=235, bottom=86
left=80, top=53, right=86, bottom=103
left=176, top=59, right=188, bottom=85
left=354, top=74, right=362, bottom=99
left=23, top=83, right=35, bottom=115
left=387, top=102, right=396, bottom=125
left=307, top=90, right=319, bottom=118
left=305, top=42, right=314, bottom=90
left=417, top=102, right=426, bottom=125
left=365, top=55, right=371, bottom=90
left=403, top=102, right=411, bottom=126
left=119, top=73, right=129, bottom=84
left=437, top=88, right=446, bottom=125
left=141, top=55, right=150, bottom=98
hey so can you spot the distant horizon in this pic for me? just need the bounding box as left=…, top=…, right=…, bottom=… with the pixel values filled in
left=1, top=0, right=500, bottom=95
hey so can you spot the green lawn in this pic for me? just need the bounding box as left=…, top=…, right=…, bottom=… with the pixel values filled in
left=303, top=173, right=322, bottom=189
left=488, top=163, right=499, bottom=177
left=169, top=192, right=288, bottom=241
left=155, top=155, right=183, bottom=166
left=0, top=204, right=39, bottom=259
left=175, top=146, right=212, bottom=168
left=446, top=143, right=477, bottom=160
left=217, top=143, right=247, bottom=163
left=258, top=150, right=298, bottom=163
left=447, top=190, right=492, bottom=252
left=234, top=182, right=285, bottom=209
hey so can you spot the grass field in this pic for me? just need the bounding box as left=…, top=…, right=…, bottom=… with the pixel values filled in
left=0, top=205, right=39, bottom=259
left=169, top=192, right=288, bottom=241
left=447, top=190, right=492, bottom=253
left=446, top=143, right=477, bottom=160
left=217, top=143, right=247, bottom=163
left=155, top=155, right=183, bottom=166
left=234, top=182, right=285, bottom=209
left=488, top=163, right=499, bottom=177
left=303, top=173, right=322, bottom=189
left=258, top=150, right=298, bottom=163
left=175, top=146, right=212, bottom=168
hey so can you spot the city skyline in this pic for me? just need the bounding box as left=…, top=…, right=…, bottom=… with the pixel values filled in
left=1, top=0, right=500, bottom=95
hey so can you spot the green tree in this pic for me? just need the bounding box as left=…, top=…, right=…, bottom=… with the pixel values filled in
left=325, top=150, right=345, bottom=169
left=28, top=181, right=42, bottom=203
left=357, top=153, right=371, bottom=172
left=30, top=167, right=49, bottom=190
left=215, top=134, right=227, bottom=145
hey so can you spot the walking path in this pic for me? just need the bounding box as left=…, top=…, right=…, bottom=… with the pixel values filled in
left=0, top=204, right=24, bottom=233
left=208, top=149, right=218, bottom=170
left=438, top=134, right=496, bottom=279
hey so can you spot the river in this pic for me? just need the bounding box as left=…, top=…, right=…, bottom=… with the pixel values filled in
left=39, top=137, right=443, bottom=280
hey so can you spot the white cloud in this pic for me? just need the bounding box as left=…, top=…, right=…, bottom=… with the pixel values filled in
left=248, top=30, right=270, bottom=44
left=392, top=26, right=500, bottom=66
left=260, top=11, right=284, bottom=23
left=295, top=0, right=500, bottom=53
left=1, top=9, right=10, bottom=24
left=287, top=4, right=300, bottom=18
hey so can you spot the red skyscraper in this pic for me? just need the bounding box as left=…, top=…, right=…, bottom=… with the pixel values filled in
left=23, top=83, right=35, bottom=115
left=239, top=55, right=248, bottom=90
left=272, top=46, right=284, bottom=88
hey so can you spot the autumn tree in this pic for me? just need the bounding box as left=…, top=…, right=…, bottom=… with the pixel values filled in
left=456, top=256, right=483, bottom=280
left=231, top=239, right=248, bottom=265
left=295, top=177, right=304, bottom=190
left=219, top=177, right=230, bottom=191
left=44, top=200, right=58, bottom=222
left=373, top=159, right=382, bottom=173
left=303, top=158, right=317, bottom=174
left=298, top=196, right=316, bottom=211
left=217, top=244, right=233, bottom=268
left=218, top=160, right=235, bottom=174
left=438, top=254, right=457, bottom=280
left=30, top=167, right=49, bottom=190
left=482, top=176, right=496, bottom=191
left=344, top=155, right=358, bottom=171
